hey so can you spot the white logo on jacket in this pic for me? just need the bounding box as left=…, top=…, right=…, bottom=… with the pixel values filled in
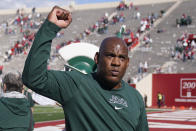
left=109, top=95, right=128, bottom=109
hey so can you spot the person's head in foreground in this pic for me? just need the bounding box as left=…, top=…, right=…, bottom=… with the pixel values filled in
left=94, top=36, right=129, bottom=89
left=2, top=72, right=23, bottom=93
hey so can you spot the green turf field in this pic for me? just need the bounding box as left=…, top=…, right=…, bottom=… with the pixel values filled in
left=33, top=105, right=168, bottom=122
left=33, top=105, right=64, bottom=122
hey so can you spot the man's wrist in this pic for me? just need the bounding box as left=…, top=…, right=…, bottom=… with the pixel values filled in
left=44, top=19, right=61, bottom=34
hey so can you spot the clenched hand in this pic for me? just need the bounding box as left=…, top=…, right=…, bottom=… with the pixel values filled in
left=47, top=6, right=72, bottom=28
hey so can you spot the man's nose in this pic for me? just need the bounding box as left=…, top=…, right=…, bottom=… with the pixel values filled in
left=111, top=57, right=120, bottom=66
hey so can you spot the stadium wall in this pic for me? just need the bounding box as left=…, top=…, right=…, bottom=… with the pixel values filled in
left=135, top=74, right=152, bottom=107
left=152, top=73, right=196, bottom=108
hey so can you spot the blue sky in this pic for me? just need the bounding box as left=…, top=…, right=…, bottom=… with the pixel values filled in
left=76, top=0, right=119, bottom=4
left=0, top=0, right=119, bottom=9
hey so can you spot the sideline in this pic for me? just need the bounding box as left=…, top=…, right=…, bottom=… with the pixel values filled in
left=34, top=109, right=196, bottom=131
left=35, top=119, right=65, bottom=128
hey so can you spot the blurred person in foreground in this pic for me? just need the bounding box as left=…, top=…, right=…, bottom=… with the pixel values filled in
left=23, top=86, right=35, bottom=130
left=22, top=6, right=149, bottom=131
left=0, top=72, right=33, bottom=131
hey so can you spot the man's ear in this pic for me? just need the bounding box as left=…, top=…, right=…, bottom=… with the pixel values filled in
left=94, top=52, right=99, bottom=64
left=3, top=84, right=6, bottom=92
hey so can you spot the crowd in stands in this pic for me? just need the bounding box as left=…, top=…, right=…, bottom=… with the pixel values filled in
left=2, top=0, right=164, bottom=63
left=1, top=8, right=45, bottom=63
left=115, top=5, right=166, bottom=51
left=55, top=3, right=128, bottom=53
left=172, top=32, right=196, bottom=61
left=3, top=31, right=35, bottom=62
left=116, top=1, right=129, bottom=11
left=0, top=1, right=132, bottom=74
left=176, top=13, right=192, bottom=27
left=0, top=7, right=45, bottom=77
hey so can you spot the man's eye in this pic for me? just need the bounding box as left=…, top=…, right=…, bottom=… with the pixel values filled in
left=120, top=58, right=125, bottom=61
left=121, top=56, right=124, bottom=59
left=107, top=54, right=114, bottom=58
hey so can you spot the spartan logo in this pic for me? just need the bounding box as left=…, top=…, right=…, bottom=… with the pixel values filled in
left=109, top=95, right=128, bottom=108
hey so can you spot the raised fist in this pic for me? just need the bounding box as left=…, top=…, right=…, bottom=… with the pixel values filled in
left=47, top=6, right=72, bottom=28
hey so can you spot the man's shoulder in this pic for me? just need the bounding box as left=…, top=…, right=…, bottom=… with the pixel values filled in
left=123, top=81, right=136, bottom=91
left=62, top=70, right=93, bottom=82
left=123, top=81, right=143, bottom=100
left=66, top=70, right=90, bottom=77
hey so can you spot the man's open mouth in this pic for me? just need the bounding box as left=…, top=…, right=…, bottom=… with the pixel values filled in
left=111, top=70, right=119, bottom=76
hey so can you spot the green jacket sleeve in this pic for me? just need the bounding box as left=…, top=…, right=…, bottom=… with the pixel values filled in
left=22, top=19, right=78, bottom=105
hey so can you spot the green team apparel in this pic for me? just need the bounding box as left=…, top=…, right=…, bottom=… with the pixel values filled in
left=0, top=92, right=31, bottom=131
left=22, top=19, right=149, bottom=131
left=24, top=90, right=35, bottom=130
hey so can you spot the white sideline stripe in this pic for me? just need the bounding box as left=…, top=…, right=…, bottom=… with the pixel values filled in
left=34, top=127, right=63, bottom=131
left=148, top=110, right=196, bottom=117
left=148, top=115, right=196, bottom=118
left=34, top=124, right=65, bottom=131
left=148, top=115, right=196, bottom=119
left=147, top=110, right=196, bottom=121
left=149, top=122, right=196, bottom=129
left=148, top=117, right=196, bottom=121
left=56, top=124, right=65, bottom=127
left=149, top=114, right=196, bottom=116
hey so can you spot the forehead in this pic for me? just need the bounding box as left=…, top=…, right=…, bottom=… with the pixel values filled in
left=101, top=38, right=128, bottom=54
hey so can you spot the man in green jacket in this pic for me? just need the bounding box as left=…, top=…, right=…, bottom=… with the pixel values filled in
left=22, top=6, right=149, bottom=131
left=0, top=72, right=32, bottom=131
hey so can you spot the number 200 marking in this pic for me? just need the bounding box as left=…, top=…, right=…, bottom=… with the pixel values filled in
left=183, top=82, right=196, bottom=89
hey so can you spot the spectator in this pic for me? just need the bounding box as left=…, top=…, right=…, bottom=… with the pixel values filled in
left=0, top=65, right=3, bottom=75
left=22, top=6, right=149, bottom=131
left=0, top=72, right=33, bottom=130
left=191, top=40, right=196, bottom=48
left=144, top=94, right=147, bottom=107
left=157, top=28, right=165, bottom=33
left=120, top=24, right=126, bottom=34
left=3, top=52, right=9, bottom=62
left=143, top=34, right=152, bottom=47
left=143, top=61, right=148, bottom=73
left=136, top=11, right=141, bottom=19
left=138, top=61, right=143, bottom=74
left=157, top=92, right=162, bottom=108
left=129, top=2, right=133, bottom=10
left=32, top=7, right=36, bottom=14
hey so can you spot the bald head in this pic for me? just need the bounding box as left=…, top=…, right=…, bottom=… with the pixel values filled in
left=94, top=36, right=129, bottom=89
left=99, top=37, right=128, bottom=54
